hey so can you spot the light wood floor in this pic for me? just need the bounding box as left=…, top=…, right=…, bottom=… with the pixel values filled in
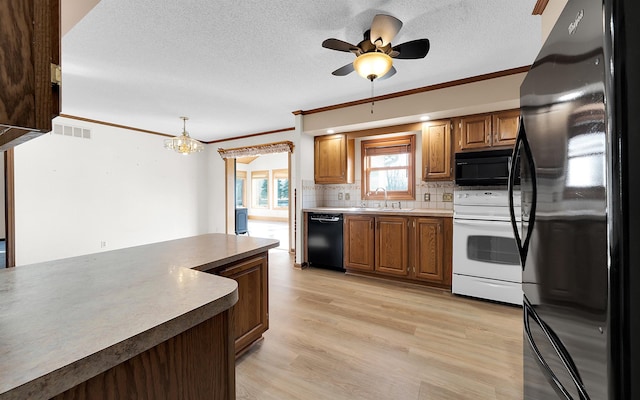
left=236, top=250, right=523, bottom=400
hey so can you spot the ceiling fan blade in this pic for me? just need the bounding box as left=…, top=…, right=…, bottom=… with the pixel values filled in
left=391, top=39, right=430, bottom=59
left=322, top=38, right=359, bottom=53
left=370, top=14, right=403, bottom=47
left=377, top=66, right=397, bottom=81
left=332, top=63, right=355, bottom=76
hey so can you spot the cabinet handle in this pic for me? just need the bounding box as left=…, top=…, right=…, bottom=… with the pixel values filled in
left=485, top=134, right=490, bottom=144
left=438, top=224, right=442, bottom=233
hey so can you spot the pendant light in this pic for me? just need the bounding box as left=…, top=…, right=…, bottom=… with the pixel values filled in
left=164, top=117, right=204, bottom=155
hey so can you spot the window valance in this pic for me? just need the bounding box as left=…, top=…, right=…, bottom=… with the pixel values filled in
left=217, top=141, right=294, bottom=159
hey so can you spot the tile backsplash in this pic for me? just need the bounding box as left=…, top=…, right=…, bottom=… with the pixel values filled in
left=302, top=179, right=454, bottom=210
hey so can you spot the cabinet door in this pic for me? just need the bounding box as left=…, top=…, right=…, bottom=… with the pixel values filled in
left=458, top=114, right=492, bottom=151
left=218, top=254, right=269, bottom=356
left=492, top=109, right=519, bottom=148
left=0, top=0, right=60, bottom=150
left=422, top=119, right=452, bottom=180
left=344, top=215, right=375, bottom=271
left=414, top=217, right=448, bottom=285
left=314, top=134, right=354, bottom=184
left=375, top=216, right=409, bottom=276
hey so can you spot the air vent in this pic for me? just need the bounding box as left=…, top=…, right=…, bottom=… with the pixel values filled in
left=53, top=124, right=91, bottom=139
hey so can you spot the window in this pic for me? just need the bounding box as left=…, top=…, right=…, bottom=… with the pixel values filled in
left=251, top=170, right=269, bottom=208
left=235, top=170, right=246, bottom=207
left=273, top=169, right=289, bottom=209
left=361, top=135, right=415, bottom=200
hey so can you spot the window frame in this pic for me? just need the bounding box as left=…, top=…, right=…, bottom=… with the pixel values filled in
left=251, top=170, right=270, bottom=209
left=235, top=170, right=247, bottom=208
left=361, top=135, right=416, bottom=201
left=272, top=169, right=289, bottom=210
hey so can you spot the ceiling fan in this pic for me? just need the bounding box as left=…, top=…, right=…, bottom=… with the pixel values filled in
left=322, top=14, right=430, bottom=81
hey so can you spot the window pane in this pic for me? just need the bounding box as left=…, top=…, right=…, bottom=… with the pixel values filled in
left=369, top=154, right=408, bottom=168
left=274, top=177, right=289, bottom=207
left=252, top=178, right=268, bottom=208
left=235, top=178, right=245, bottom=207
left=368, top=169, right=408, bottom=192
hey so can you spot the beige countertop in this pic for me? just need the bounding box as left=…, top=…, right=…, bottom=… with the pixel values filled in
left=303, top=207, right=453, bottom=217
left=0, top=234, right=279, bottom=400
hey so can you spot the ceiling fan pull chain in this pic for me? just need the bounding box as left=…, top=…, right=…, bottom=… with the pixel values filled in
left=370, top=79, right=375, bottom=114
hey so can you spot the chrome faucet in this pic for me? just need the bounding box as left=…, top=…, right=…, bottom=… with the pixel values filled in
left=374, top=187, right=388, bottom=208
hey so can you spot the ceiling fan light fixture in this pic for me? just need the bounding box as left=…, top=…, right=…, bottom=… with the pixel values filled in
left=353, top=52, right=392, bottom=81
left=164, top=117, right=204, bottom=155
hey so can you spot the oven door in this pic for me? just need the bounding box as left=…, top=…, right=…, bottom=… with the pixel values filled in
left=452, top=218, right=521, bottom=283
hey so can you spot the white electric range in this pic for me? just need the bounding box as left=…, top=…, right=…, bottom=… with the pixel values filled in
left=452, top=189, right=523, bottom=305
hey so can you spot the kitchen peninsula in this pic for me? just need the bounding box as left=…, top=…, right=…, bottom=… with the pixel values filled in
left=0, top=234, right=278, bottom=400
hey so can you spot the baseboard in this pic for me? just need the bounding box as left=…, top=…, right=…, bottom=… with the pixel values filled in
left=248, top=216, right=288, bottom=222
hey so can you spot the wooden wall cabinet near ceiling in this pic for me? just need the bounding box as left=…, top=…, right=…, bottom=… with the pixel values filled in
left=314, top=134, right=355, bottom=184
left=422, top=119, right=453, bottom=181
left=454, top=109, right=520, bottom=152
left=342, top=214, right=452, bottom=289
left=0, top=0, right=61, bottom=151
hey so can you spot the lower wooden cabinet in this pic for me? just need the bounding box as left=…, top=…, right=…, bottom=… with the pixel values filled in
left=344, top=215, right=375, bottom=271
left=375, top=216, right=409, bottom=276
left=344, top=214, right=452, bottom=289
left=413, top=217, right=452, bottom=287
left=208, top=252, right=269, bottom=357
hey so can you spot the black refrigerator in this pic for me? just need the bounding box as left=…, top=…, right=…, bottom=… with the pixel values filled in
left=509, top=0, right=640, bottom=398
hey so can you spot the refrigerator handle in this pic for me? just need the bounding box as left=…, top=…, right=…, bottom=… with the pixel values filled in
left=523, top=301, right=575, bottom=399
left=508, top=115, right=537, bottom=269
left=524, top=297, right=591, bottom=400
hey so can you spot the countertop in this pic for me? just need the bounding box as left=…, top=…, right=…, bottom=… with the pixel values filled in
left=303, top=207, right=453, bottom=217
left=0, top=234, right=279, bottom=400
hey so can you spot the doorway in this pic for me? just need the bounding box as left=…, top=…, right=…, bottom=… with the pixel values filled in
left=220, top=141, right=294, bottom=255
left=235, top=152, right=290, bottom=251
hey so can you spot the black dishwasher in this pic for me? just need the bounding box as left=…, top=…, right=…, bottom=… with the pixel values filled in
left=307, top=213, right=344, bottom=271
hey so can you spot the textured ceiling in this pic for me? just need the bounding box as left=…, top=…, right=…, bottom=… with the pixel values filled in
left=61, top=0, right=541, bottom=142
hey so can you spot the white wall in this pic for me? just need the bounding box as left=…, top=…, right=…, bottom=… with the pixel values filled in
left=14, top=116, right=209, bottom=265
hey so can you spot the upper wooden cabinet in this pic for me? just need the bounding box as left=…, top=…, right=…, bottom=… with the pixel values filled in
left=422, top=119, right=453, bottom=180
left=492, top=109, right=520, bottom=147
left=455, top=109, right=520, bottom=152
left=314, top=134, right=355, bottom=184
left=0, top=0, right=61, bottom=151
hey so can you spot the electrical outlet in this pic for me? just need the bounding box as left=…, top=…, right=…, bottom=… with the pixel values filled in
left=443, top=193, right=453, bottom=202
left=338, top=192, right=343, bottom=200
left=345, top=193, right=350, bottom=201
left=100, top=241, right=107, bottom=248
left=423, top=193, right=430, bottom=202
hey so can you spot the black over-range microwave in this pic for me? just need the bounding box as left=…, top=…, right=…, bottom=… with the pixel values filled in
left=454, top=149, right=519, bottom=186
